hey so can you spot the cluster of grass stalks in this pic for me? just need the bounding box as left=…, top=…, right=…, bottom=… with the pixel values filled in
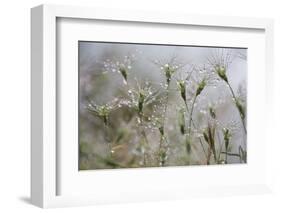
left=79, top=47, right=247, bottom=170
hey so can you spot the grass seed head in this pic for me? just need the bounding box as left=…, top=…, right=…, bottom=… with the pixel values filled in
left=185, top=137, right=192, bottom=154
left=163, top=64, right=175, bottom=85
left=178, top=108, right=185, bottom=135
left=196, top=79, right=206, bottom=96
left=223, top=128, right=231, bottom=149
left=177, top=80, right=186, bottom=102
left=235, top=99, right=245, bottom=119
left=215, top=65, right=228, bottom=82
left=159, top=148, right=167, bottom=166
left=158, top=125, right=164, bottom=136
left=138, top=90, right=145, bottom=113
left=119, top=66, right=128, bottom=83
left=209, top=106, right=216, bottom=119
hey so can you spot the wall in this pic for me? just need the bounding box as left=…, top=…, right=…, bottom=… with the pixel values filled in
left=0, top=0, right=280, bottom=212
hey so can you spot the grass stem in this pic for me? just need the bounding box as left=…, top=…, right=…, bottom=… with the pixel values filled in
left=183, top=97, right=207, bottom=159
left=226, top=82, right=247, bottom=134
left=188, top=95, right=197, bottom=135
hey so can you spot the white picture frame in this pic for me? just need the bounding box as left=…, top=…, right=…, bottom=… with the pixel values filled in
left=31, top=4, right=274, bottom=208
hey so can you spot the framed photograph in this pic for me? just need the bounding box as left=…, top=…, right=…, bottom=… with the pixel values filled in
left=31, top=4, right=274, bottom=208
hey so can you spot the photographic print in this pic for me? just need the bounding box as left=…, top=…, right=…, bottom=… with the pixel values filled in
left=79, top=42, right=247, bottom=170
